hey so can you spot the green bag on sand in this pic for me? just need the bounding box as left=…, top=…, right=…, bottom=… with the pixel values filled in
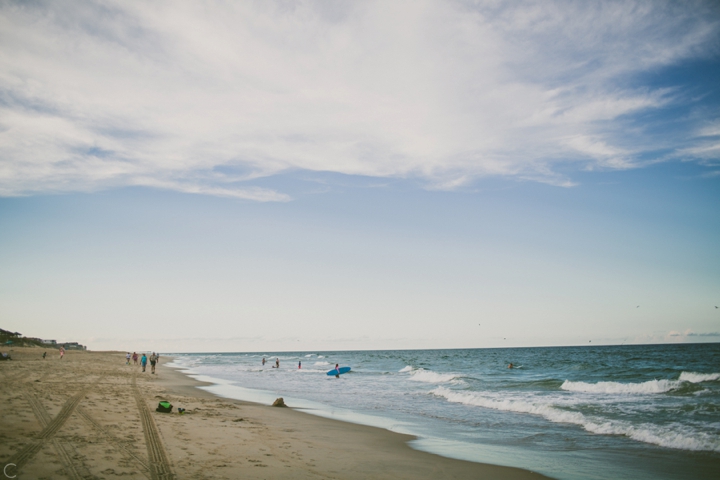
left=156, top=401, right=173, bottom=413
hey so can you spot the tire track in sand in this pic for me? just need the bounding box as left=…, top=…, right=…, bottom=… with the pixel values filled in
left=8, top=390, right=86, bottom=473
left=132, top=375, right=176, bottom=480
left=76, top=406, right=152, bottom=478
left=25, top=391, right=96, bottom=480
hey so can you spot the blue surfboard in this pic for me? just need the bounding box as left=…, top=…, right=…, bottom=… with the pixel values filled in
left=327, top=366, right=351, bottom=376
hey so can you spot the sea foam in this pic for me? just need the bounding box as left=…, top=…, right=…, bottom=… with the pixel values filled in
left=430, top=387, right=720, bottom=452
left=560, top=379, right=681, bottom=394
left=678, top=371, right=720, bottom=383
left=409, top=369, right=462, bottom=384
left=560, top=371, right=720, bottom=394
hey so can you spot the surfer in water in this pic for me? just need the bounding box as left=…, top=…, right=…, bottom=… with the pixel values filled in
left=262, top=357, right=266, bottom=366
left=508, top=363, right=514, bottom=369
left=275, top=358, right=280, bottom=368
left=334, top=363, right=340, bottom=378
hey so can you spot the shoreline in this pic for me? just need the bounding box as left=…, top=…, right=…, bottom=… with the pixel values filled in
left=1, top=347, right=550, bottom=479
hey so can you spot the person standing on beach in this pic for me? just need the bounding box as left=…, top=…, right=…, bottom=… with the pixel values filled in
left=150, top=352, right=157, bottom=374
left=126, top=352, right=131, bottom=365
left=43, top=352, right=46, bottom=359
left=60, top=347, right=65, bottom=360
left=141, top=353, right=147, bottom=372
left=132, top=352, right=138, bottom=365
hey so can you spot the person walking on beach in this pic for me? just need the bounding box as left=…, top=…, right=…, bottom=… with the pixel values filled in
left=59, top=347, right=65, bottom=360
left=150, top=352, right=157, bottom=374
left=126, top=352, right=131, bottom=365
left=43, top=352, right=46, bottom=359
left=141, top=353, right=147, bottom=372
left=132, top=352, right=138, bottom=365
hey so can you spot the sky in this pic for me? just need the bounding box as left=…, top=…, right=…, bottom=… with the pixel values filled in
left=1, top=0, right=719, bottom=352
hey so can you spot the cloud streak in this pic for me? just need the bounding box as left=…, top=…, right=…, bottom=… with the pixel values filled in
left=1, top=0, right=718, bottom=199
left=668, top=330, right=720, bottom=337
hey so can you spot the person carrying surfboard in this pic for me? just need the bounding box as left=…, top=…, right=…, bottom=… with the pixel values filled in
left=334, top=364, right=340, bottom=378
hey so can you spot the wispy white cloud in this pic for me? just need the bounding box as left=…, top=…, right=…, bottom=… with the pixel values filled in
left=668, top=329, right=720, bottom=337
left=0, top=0, right=718, bottom=199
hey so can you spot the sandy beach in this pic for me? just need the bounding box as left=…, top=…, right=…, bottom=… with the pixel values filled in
left=0, top=347, right=551, bottom=479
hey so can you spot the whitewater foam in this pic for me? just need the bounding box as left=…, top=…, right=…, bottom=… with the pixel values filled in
left=399, top=366, right=414, bottom=373
left=560, top=379, right=682, bottom=394
left=430, top=387, right=720, bottom=452
left=678, top=372, right=720, bottom=383
left=410, top=369, right=462, bottom=384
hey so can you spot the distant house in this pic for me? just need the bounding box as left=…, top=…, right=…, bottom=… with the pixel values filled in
left=1, top=328, right=21, bottom=345
left=62, top=342, right=87, bottom=350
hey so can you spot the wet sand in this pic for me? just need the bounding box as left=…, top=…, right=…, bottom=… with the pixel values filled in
left=0, top=347, right=550, bottom=479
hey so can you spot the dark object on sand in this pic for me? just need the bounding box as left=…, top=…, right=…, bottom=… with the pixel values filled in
left=0, top=352, right=10, bottom=361
left=272, top=397, right=287, bottom=407
left=156, top=401, right=173, bottom=413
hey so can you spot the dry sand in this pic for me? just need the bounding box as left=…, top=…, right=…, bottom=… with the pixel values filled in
left=0, top=347, right=550, bottom=479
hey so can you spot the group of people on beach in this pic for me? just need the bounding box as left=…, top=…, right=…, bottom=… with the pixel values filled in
left=126, top=351, right=160, bottom=373
left=39, top=347, right=64, bottom=360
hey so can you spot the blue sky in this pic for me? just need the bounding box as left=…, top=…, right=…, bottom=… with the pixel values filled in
left=0, top=1, right=719, bottom=352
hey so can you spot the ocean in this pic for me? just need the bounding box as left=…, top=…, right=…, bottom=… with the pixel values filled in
left=169, top=343, right=720, bottom=480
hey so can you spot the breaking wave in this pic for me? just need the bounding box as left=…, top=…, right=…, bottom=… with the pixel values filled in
left=409, top=369, right=462, bottom=384
left=678, top=372, right=720, bottom=383
left=560, top=371, right=720, bottom=394
left=430, top=387, right=720, bottom=452
left=560, top=379, right=681, bottom=394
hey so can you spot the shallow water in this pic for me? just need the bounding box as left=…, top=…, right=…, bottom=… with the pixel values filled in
left=170, top=343, right=720, bottom=480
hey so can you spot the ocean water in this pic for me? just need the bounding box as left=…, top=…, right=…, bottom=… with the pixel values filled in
left=169, top=343, right=720, bottom=480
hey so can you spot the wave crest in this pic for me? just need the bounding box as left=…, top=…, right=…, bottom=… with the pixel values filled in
left=430, top=387, right=720, bottom=452
left=678, top=372, right=720, bottom=383
left=560, top=379, right=680, bottom=394
left=409, top=369, right=461, bottom=384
